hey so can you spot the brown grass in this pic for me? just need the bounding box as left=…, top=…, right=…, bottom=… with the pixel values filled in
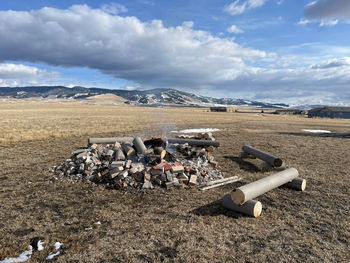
left=0, top=100, right=349, bottom=262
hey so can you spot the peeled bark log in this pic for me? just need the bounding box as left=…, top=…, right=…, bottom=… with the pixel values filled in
left=133, top=136, right=147, bottom=154
left=88, top=137, right=133, bottom=144
left=231, top=168, right=299, bottom=205
left=167, top=138, right=220, bottom=147
left=242, top=145, right=283, bottom=167
left=222, top=194, right=262, bottom=217
left=284, top=177, right=306, bottom=191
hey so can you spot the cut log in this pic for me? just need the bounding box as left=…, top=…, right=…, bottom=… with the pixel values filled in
left=284, top=177, right=306, bottom=191
left=133, top=136, right=147, bottom=154
left=121, top=143, right=135, bottom=156
left=114, top=149, right=125, bottom=161
left=260, top=161, right=286, bottom=172
left=231, top=168, right=299, bottom=205
left=319, top=132, right=350, bottom=138
left=222, top=194, right=262, bottom=217
left=88, top=137, right=133, bottom=144
left=199, top=177, right=241, bottom=191
left=167, top=138, right=220, bottom=147
left=242, top=145, right=283, bottom=167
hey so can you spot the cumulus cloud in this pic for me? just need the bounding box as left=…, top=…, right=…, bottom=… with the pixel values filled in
left=0, top=5, right=349, bottom=105
left=0, top=5, right=268, bottom=89
left=227, top=25, right=244, bottom=33
left=101, top=3, right=128, bottom=15
left=311, top=57, right=350, bottom=69
left=224, top=0, right=266, bottom=16
left=0, top=63, right=60, bottom=86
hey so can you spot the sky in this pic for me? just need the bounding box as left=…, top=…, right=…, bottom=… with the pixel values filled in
left=0, top=0, right=350, bottom=105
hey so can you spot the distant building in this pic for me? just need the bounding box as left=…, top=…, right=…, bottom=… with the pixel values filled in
left=273, top=109, right=305, bottom=115
left=210, top=106, right=227, bottom=112
left=308, top=107, right=350, bottom=119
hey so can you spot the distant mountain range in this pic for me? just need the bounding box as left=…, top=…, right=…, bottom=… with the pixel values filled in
left=0, top=86, right=289, bottom=108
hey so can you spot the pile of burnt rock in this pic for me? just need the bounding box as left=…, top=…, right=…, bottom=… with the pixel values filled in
left=51, top=133, right=224, bottom=190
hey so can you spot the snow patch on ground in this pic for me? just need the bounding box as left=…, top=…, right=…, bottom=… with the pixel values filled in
left=46, top=252, right=60, bottom=260
left=302, top=129, right=331, bottom=133
left=37, top=241, right=44, bottom=251
left=94, top=221, right=101, bottom=225
left=171, top=128, right=220, bottom=133
left=46, top=242, right=62, bottom=260
left=0, top=246, right=33, bottom=263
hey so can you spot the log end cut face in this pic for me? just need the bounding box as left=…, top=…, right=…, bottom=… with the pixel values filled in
left=273, top=158, right=283, bottom=167
left=230, top=189, right=245, bottom=205
left=300, top=179, right=307, bottom=191
left=253, top=201, right=263, bottom=217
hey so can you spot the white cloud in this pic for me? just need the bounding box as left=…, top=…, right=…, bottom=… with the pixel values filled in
left=320, top=19, right=338, bottom=26
left=298, top=19, right=311, bottom=25
left=277, top=0, right=284, bottom=5
left=0, top=63, right=60, bottom=86
left=0, top=5, right=269, bottom=89
left=224, top=0, right=266, bottom=16
left=311, top=57, right=350, bottom=69
left=101, top=3, right=127, bottom=15
left=227, top=25, right=244, bottom=33
left=0, top=5, right=349, bottom=105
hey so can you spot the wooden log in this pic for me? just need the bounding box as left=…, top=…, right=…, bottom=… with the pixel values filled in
left=222, top=194, right=262, bottom=217
left=121, top=143, right=135, bottom=156
left=231, top=168, right=299, bottom=205
left=284, top=177, right=306, bottom=191
left=242, top=145, right=283, bottom=167
left=260, top=161, right=286, bottom=172
left=199, top=177, right=241, bottom=191
left=319, top=132, right=350, bottom=138
left=115, top=149, right=125, bottom=161
left=167, top=138, right=220, bottom=147
left=88, top=137, right=133, bottom=144
left=133, top=136, right=147, bottom=154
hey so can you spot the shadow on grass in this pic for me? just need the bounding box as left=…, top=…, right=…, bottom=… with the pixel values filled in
left=190, top=200, right=247, bottom=219
left=278, top=132, right=321, bottom=137
left=224, top=156, right=260, bottom=172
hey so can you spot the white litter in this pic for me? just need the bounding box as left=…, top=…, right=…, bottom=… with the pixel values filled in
left=54, top=242, right=62, bottom=250
left=302, top=129, right=331, bottom=133
left=37, top=241, right=44, bottom=251
left=46, top=252, right=60, bottom=260
left=46, top=242, right=62, bottom=260
left=85, top=227, right=93, bottom=230
left=0, top=246, right=33, bottom=263
left=171, top=128, right=220, bottom=133
left=94, top=221, right=101, bottom=225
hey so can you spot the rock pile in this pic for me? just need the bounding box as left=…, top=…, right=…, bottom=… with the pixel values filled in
left=51, top=133, right=224, bottom=190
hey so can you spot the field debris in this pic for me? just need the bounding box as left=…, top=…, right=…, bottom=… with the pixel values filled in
left=51, top=132, right=229, bottom=190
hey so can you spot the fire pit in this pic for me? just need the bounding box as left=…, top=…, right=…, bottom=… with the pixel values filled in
left=51, top=132, right=238, bottom=190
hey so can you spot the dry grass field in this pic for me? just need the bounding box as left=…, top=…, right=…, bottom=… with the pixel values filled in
left=0, top=99, right=349, bottom=262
